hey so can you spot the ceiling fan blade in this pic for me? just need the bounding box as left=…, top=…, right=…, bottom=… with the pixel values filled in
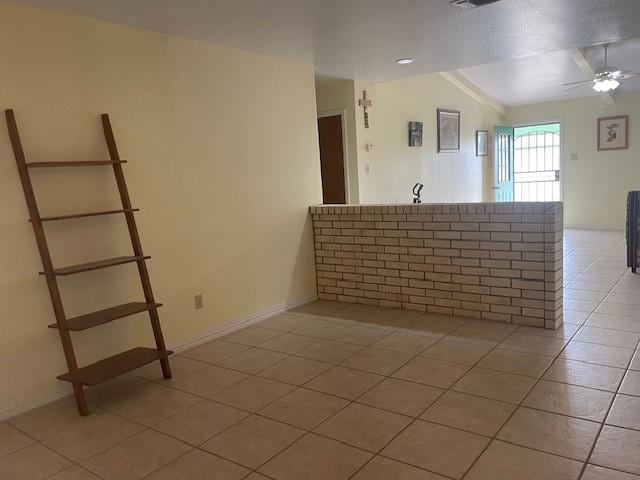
left=563, top=83, right=589, bottom=93
left=561, top=79, right=593, bottom=86
left=620, top=72, right=640, bottom=79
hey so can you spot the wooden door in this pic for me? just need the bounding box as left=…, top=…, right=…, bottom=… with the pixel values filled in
left=493, top=126, right=514, bottom=202
left=318, top=115, right=346, bottom=204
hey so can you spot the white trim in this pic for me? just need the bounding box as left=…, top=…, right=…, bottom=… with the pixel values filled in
left=564, top=224, right=624, bottom=231
left=0, top=385, right=73, bottom=422
left=171, top=294, right=317, bottom=353
left=0, top=294, right=317, bottom=421
left=510, top=118, right=562, bottom=128
left=318, top=109, right=350, bottom=203
left=440, top=71, right=507, bottom=116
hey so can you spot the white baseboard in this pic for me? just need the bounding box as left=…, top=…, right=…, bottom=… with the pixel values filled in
left=171, top=294, right=317, bottom=354
left=0, top=385, right=73, bottom=422
left=564, top=224, right=624, bottom=232
left=0, top=294, right=317, bottom=421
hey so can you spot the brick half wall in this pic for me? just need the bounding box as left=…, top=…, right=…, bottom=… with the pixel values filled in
left=310, top=202, right=563, bottom=329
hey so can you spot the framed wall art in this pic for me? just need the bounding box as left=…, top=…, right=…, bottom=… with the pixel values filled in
left=476, top=130, right=488, bottom=156
left=409, top=121, right=423, bottom=147
left=437, top=109, right=460, bottom=152
left=598, top=115, right=629, bottom=151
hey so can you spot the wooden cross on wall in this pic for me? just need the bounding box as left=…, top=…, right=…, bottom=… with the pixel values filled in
left=358, top=90, right=372, bottom=128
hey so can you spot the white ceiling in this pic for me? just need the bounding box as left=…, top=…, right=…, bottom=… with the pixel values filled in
left=9, top=0, right=640, bottom=83
left=460, top=39, right=640, bottom=106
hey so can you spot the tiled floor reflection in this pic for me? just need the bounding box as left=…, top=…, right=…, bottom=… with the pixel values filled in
left=2, top=229, right=640, bottom=479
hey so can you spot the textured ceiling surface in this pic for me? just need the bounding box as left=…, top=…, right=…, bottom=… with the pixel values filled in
left=9, top=0, right=640, bottom=82
left=461, top=39, right=640, bottom=106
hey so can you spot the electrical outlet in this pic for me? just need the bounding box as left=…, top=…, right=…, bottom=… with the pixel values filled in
left=194, top=294, right=204, bottom=309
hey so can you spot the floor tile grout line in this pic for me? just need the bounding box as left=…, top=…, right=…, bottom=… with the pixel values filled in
left=577, top=316, right=639, bottom=477
left=135, top=410, right=282, bottom=480
left=232, top=312, right=480, bottom=479
left=207, top=307, right=461, bottom=479
left=41, top=463, right=106, bottom=480
left=7, top=402, right=151, bottom=476
left=357, top=311, right=574, bottom=478
left=458, top=234, right=628, bottom=478
left=0, top=441, right=38, bottom=463
left=457, top=324, right=585, bottom=477
left=344, top=318, right=517, bottom=480
left=14, top=342, right=627, bottom=480
left=326, top=241, right=640, bottom=478
left=22, top=376, right=250, bottom=477
left=566, top=261, right=631, bottom=480
left=166, top=366, right=640, bottom=450
left=15, top=325, right=631, bottom=480
left=24, top=309, right=617, bottom=480
left=8, top=248, right=638, bottom=480
left=134, top=314, right=414, bottom=478
left=348, top=282, right=624, bottom=480
left=510, top=236, right=629, bottom=477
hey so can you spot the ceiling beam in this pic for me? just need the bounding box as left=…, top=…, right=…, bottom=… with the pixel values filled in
left=571, top=48, right=615, bottom=105
left=440, top=71, right=507, bottom=116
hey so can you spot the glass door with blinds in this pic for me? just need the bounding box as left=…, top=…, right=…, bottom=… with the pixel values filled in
left=513, top=123, right=561, bottom=202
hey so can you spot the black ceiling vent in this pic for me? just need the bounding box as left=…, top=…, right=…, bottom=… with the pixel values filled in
left=449, top=0, right=502, bottom=8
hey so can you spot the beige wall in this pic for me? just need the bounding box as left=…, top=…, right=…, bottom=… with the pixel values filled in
left=316, top=74, right=503, bottom=205
left=0, top=2, right=321, bottom=415
left=506, top=91, right=640, bottom=229
left=315, top=77, right=360, bottom=202
left=361, top=75, right=504, bottom=204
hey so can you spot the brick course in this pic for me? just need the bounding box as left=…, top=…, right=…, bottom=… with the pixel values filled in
left=310, top=202, right=563, bottom=329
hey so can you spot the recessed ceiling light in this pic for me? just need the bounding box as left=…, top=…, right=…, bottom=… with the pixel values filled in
left=396, top=58, right=415, bottom=65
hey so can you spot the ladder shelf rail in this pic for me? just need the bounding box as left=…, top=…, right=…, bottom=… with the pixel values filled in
left=5, top=109, right=172, bottom=416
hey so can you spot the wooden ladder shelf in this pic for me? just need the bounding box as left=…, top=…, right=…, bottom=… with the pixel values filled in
left=5, top=109, right=173, bottom=416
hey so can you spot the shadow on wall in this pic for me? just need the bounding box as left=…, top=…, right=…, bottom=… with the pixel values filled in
left=287, top=210, right=318, bottom=304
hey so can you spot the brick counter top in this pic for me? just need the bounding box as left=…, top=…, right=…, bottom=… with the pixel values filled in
left=310, top=202, right=563, bottom=329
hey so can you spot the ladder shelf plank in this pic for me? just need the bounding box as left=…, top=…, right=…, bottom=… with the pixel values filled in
left=57, top=347, right=173, bottom=386
left=26, top=160, right=127, bottom=168
left=35, top=208, right=140, bottom=222
left=49, top=302, right=162, bottom=331
left=41, top=255, right=150, bottom=276
left=6, top=109, right=172, bottom=415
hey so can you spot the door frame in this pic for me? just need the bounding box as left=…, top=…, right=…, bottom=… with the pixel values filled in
left=511, top=118, right=564, bottom=202
left=318, top=109, right=350, bottom=204
left=493, top=126, right=515, bottom=202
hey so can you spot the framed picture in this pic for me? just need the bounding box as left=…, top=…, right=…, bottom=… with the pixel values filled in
left=476, top=130, right=488, bottom=156
left=598, top=115, right=629, bottom=151
left=408, top=121, right=423, bottom=147
left=437, top=109, right=460, bottom=152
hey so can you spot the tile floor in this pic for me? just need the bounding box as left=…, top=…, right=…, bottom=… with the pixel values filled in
left=2, top=229, right=640, bottom=479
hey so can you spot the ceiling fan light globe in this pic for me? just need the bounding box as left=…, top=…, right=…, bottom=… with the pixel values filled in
left=592, top=78, right=619, bottom=92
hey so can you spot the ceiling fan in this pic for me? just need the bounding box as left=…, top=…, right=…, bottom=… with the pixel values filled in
left=562, top=43, right=639, bottom=93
